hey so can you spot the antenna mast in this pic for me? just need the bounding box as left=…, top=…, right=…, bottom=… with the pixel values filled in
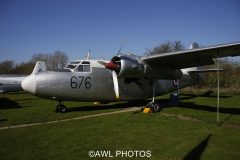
left=117, top=38, right=127, bottom=56
left=86, top=50, right=91, bottom=60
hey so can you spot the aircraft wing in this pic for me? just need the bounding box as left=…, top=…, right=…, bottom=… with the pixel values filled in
left=141, top=42, right=240, bottom=69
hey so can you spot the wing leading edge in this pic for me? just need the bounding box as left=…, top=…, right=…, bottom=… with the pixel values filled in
left=142, top=42, right=240, bottom=69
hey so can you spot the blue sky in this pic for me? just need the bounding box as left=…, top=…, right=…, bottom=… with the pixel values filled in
left=0, top=0, right=240, bottom=62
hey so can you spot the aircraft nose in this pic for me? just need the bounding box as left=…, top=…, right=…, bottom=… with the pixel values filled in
left=21, top=74, right=36, bottom=94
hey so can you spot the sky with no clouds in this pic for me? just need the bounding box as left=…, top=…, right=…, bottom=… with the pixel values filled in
left=0, top=0, right=240, bottom=62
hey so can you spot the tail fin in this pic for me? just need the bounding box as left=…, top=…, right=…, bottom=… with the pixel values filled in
left=31, top=61, right=47, bottom=74
left=182, top=42, right=201, bottom=74
left=188, top=42, right=199, bottom=49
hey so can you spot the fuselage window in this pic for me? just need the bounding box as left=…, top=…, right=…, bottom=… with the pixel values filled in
left=77, top=61, right=91, bottom=72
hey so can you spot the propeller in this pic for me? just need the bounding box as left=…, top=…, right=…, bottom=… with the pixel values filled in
left=111, top=70, right=119, bottom=99
left=98, top=60, right=120, bottom=99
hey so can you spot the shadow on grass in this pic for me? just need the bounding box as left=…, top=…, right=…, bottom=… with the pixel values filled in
left=183, top=134, right=212, bottom=160
left=4, top=91, right=26, bottom=95
left=158, top=93, right=240, bottom=115
left=67, top=101, right=149, bottom=112
left=66, top=97, right=240, bottom=115
left=14, top=97, right=40, bottom=102
left=0, top=98, right=21, bottom=109
left=0, top=118, right=7, bottom=123
left=179, top=93, right=231, bottom=101
left=175, top=102, right=240, bottom=115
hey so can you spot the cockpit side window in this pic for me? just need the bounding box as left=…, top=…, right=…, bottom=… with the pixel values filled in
left=65, top=61, right=81, bottom=70
left=77, top=61, right=91, bottom=72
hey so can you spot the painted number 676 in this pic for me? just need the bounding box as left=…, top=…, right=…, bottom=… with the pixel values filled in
left=70, top=76, right=91, bottom=89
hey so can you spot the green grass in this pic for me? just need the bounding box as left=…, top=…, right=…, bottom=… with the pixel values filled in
left=161, top=93, right=240, bottom=126
left=0, top=92, right=240, bottom=160
left=0, top=92, right=125, bottom=127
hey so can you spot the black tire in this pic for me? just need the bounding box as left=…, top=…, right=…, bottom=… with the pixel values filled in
left=149, top=102, right=160, bottom=113
left=153, top=103, right=160, bottom=112
left=60, top=105, right=67, bottom=113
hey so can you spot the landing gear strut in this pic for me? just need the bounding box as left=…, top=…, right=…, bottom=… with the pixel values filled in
left=143, top=81, right=161, bottom=113
left=56, top=103, right=67, bottom=113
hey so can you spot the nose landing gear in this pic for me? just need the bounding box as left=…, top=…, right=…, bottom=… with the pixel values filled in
left=56, top=103, right=67, bottom=113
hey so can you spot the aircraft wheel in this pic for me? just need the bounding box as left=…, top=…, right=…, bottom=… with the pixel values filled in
left=153, top=103, right=160, bottom=112
left=149, top=102, right=160, bottom=113
left=59, top=105, right=67, bottom=113
left=56, top=104, right=67, bottom=113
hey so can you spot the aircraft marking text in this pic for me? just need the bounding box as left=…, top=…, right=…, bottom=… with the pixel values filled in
left=70, top=76, right=92, bottom=89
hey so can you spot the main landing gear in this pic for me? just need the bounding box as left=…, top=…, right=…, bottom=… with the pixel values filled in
left=143, top=81, right=161, bottom=113
left=56, top=103, right=67, bottom=113
left=146, top=101, right=160, bottom=113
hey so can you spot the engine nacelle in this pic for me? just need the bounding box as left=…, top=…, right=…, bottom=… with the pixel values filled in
left=113, top=54, right=145, bottom=78
left=110, top=53, right=183, bottom=80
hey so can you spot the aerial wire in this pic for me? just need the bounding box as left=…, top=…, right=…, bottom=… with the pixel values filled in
left=117, top=38, right=127, bottom=56
left=217, top=55, right=220, bottom=125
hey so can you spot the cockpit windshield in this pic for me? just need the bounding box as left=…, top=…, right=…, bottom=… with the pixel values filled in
left=65, top=60, right=91, bottom=72
left=66, top=64, right=77, bottom=69
left=65, top=61, right=81, bottom=70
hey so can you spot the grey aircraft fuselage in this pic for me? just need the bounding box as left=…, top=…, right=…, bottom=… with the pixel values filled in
left=22, top=59, right=196, bottom=102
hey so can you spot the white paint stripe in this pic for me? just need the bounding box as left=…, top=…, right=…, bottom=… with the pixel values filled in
left=0, top=107, right=140, bottom=130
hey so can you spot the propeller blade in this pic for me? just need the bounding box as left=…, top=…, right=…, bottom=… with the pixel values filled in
left=100, top=58, right=120, bottom=99
left=112, top=70, right=119, bottom=99
left=97, top=60, right=107, bottom=65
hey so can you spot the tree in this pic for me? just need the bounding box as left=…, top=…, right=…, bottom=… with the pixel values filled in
left=146, top=40, right=185, bottom=55
left=31, top=51, right=69, bottom=70
left=11, top=62, right=35, bottom=74
left=50, top=51, right=69, bottom=70
left=0, top=51, right=69, bottom=74
left=196, top=58, right=240, bottom=90
left=0, top=60, right=35, bottom=74
left=0, top=60, right=15, bottom=74
left=172, top=40, right=185, bottom=51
